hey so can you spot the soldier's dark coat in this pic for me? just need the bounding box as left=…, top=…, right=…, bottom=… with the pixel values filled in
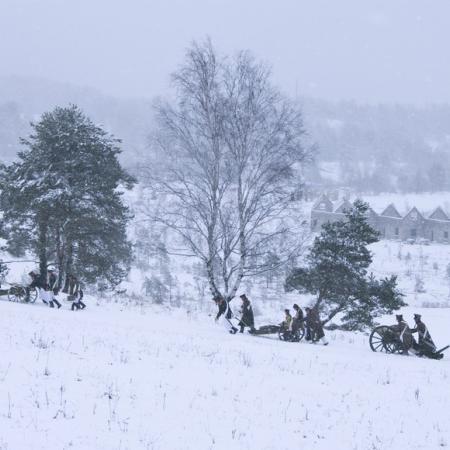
left=411, top=320, right=436, bottom=353
left=47, top=271, right=58, bottom=294
left=292, top=306, right=304, bottom=332
left=305, top=307, right=325, bottom=340
left=239, top=301, right=254, bottom=328
left=390, top=320, right=413, bottom=350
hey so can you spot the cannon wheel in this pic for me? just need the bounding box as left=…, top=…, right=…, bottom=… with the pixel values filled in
left=369, top=325, right=403, bottom=354
left=8, top=285, right=27, bottom=303
left=278, top=329, right=289, bottom=341
left=278, top=327, right=305, bottom=342
left=292, top=327, right=305, bottom=342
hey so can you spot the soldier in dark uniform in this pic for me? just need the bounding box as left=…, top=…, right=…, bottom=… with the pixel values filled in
left=28, top=271, right=48, bottom=305
left=238, top=294, right=255, bottom=333
left=69, top=274, right=86, bottom=311
left=411, top=313, right=437, bottom=356
left=390, top=314, right=413, bottom=354
left=305, top=306, right=328, bottom=345
left=47, top=269, right=62, bottom=309
left=291, top=304, right=304, bottom=333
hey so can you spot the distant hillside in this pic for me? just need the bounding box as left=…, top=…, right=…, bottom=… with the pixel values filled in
left=1, top=76, right=450, bottom=192
left=0, top=76, right=154, bottom=168
left=301, top=97, right=450, bottom=192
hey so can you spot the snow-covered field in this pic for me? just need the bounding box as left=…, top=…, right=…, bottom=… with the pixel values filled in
left=369, top=240, right=450, bottom=308
left=1, top=297, right=449, bottom=450
left=1, top=191, right=450, bottom=449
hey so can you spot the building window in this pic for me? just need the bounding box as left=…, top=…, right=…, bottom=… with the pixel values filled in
left=431, top=231, right=434, bottom=241
left=312, top=219, right=318, bottom=228
left=445, top=231, right=449, bottom=240
left=382, top=228, right=386, bottom=237
left=394, top=227, right=399, bottom=236
left=410, top=229, right=417, bottom=238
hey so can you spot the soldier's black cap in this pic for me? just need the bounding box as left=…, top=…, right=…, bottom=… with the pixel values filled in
left=284, top=308, right=290, bottom=313
left=396, top=314, right=403, bottom=321
left=414, top=313, right=421, bottom=320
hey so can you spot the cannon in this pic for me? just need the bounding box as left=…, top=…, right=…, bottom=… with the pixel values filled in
left=369, top=325, right=449, bottom=360
left=0, top=283, right=38, bottom=304
left=249, top=324, right=305, bottom=343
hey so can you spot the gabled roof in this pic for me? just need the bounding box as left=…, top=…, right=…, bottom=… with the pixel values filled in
left=429, top=206, right=449, bottom=221
left=403, top=207, right=424, bottom=222
left=312, top=194, right=333, bottom=212
left=380, top=203, right=402, bottom=218
left=334, top=199, right=352, bottom=214
left=366, top=207, right=378, bottom=218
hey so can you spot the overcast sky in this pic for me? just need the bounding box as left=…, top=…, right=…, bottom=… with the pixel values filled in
left=1, top=0, right=449, bottom=104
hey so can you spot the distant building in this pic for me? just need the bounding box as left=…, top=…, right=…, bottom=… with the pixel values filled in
left=311, top=195, right=450, bottom=244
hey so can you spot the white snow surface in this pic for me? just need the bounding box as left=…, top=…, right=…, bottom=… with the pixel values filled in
left=2, top=191, right=450, bottom=449
left=1, top=298, right=449, bottom=450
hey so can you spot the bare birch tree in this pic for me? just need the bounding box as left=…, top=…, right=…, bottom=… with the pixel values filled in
left=146, top=39, right=311, bottom=301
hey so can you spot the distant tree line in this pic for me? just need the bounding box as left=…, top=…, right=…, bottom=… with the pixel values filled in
left=301, top=98, right=450, bottom=193
left=3, top=80, right=450, bottom=194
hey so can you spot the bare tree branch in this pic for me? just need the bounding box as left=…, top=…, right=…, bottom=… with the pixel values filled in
left=142, top=39, right=313, bottom=301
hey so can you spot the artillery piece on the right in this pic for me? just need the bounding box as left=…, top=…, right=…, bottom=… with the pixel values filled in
left=369, top=325, right=449, bottom=360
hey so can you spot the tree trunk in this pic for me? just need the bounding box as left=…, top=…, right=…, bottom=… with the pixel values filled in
left=313, top=292, right=345, bottom=325
left=322, top=306, right=344, bottom=325
left=206, top=257, right=220, bottom=299
left=55, top=226, right=65, bottom=289
left=227, top=267, right=244, bottom=302
left=227, top=175, right=246, bottom=302
left=62, top=242, right=73, bottom=293
left=313, top=290, right=326, bottom=311
left=37, top=216, right=48, bottom=282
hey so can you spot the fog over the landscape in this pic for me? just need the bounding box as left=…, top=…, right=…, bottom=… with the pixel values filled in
left=2, top=4, right=450, bottom=450
left=1, top=0, right=450, bottom=104
left=1, top=0, right=450, bottom=193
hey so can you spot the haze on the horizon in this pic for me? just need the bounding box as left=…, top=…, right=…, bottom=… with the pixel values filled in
left=1, top=0, right=449, bottom=105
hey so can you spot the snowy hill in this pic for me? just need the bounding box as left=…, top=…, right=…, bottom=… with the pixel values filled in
left=0, top=298, right=449, bottom=450
left=1, top=190, right=450, bottom=449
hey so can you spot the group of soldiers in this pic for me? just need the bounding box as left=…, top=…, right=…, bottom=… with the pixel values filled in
left=213, top=294, right=245, bottom=334
left=280, top=305, right=328, bottom=345
left=214, top=294, right=443, bottom=357
left=28, top=269, right=86, bottom=311
left=214, top=294, right=328, bottom=345
left=390, top=313, right=438, bottom=357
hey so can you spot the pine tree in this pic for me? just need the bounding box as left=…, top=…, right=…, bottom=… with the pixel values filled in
left=285, top=200, right=405, bottom=330
left=0, top=105, right=135, bottom=288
